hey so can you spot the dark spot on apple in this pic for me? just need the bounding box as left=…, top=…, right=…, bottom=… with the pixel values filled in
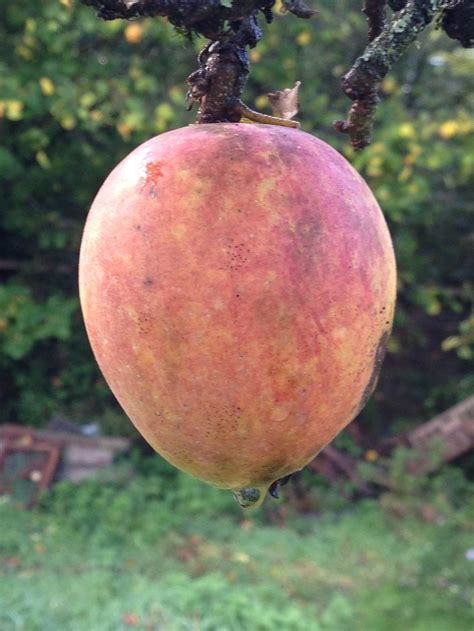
left=356, top=329, right=390, bottom=416
left=143, top=277, right=154, bottom=287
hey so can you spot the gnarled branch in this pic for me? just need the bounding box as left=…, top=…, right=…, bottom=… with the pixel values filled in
left=82, top=0, right=312, bottom=124
left=335, top=0, right=440, bottom=149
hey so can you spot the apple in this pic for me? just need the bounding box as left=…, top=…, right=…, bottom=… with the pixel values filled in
left=79, top=123, right=396, bottom=507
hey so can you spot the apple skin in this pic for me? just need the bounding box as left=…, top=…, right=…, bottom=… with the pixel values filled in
left=79, top=123, right=396, bottom=495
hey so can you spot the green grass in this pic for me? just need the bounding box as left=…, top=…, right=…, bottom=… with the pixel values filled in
left=0, top=461, right=473, bottom=631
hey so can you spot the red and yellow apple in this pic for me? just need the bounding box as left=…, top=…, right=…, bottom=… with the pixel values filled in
left=79, top=123, right=396, bottom=506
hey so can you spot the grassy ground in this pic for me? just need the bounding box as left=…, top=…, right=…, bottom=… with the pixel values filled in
left=0, top=459, right=473, bottom=631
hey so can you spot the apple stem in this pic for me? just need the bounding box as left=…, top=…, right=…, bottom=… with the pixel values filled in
left=237, top=102, right=300, bottom=128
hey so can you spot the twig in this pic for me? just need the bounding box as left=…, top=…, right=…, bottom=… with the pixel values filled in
left=281, top=0, right=318, bottom=19
left=0, top=259, right=72, bottom=274
left=335, top=0, right=440, bottom=149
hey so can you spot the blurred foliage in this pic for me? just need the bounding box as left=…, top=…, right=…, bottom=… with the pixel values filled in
left=0, top=0, right=473, bottom=436
left=0, top=460, right=473, bottom=630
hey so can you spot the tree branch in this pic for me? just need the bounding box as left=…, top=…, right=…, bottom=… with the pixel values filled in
left=81, top=1, right=471, bottom=148
left=81, top=0, right=223, bottom=27
left=442, top=0, right=474, bottom=48
left=82, top=1, right=313, bottom=124
left=335, top=0, right=440, bottom=150
left=281, top=0, right=318, bottom=19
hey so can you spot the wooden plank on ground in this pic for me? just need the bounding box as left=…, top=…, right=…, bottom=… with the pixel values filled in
left=405, top=395, right=474, bottom=474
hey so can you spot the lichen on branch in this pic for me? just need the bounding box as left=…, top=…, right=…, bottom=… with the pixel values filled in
left=335, top=0, right=474, bottom=149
